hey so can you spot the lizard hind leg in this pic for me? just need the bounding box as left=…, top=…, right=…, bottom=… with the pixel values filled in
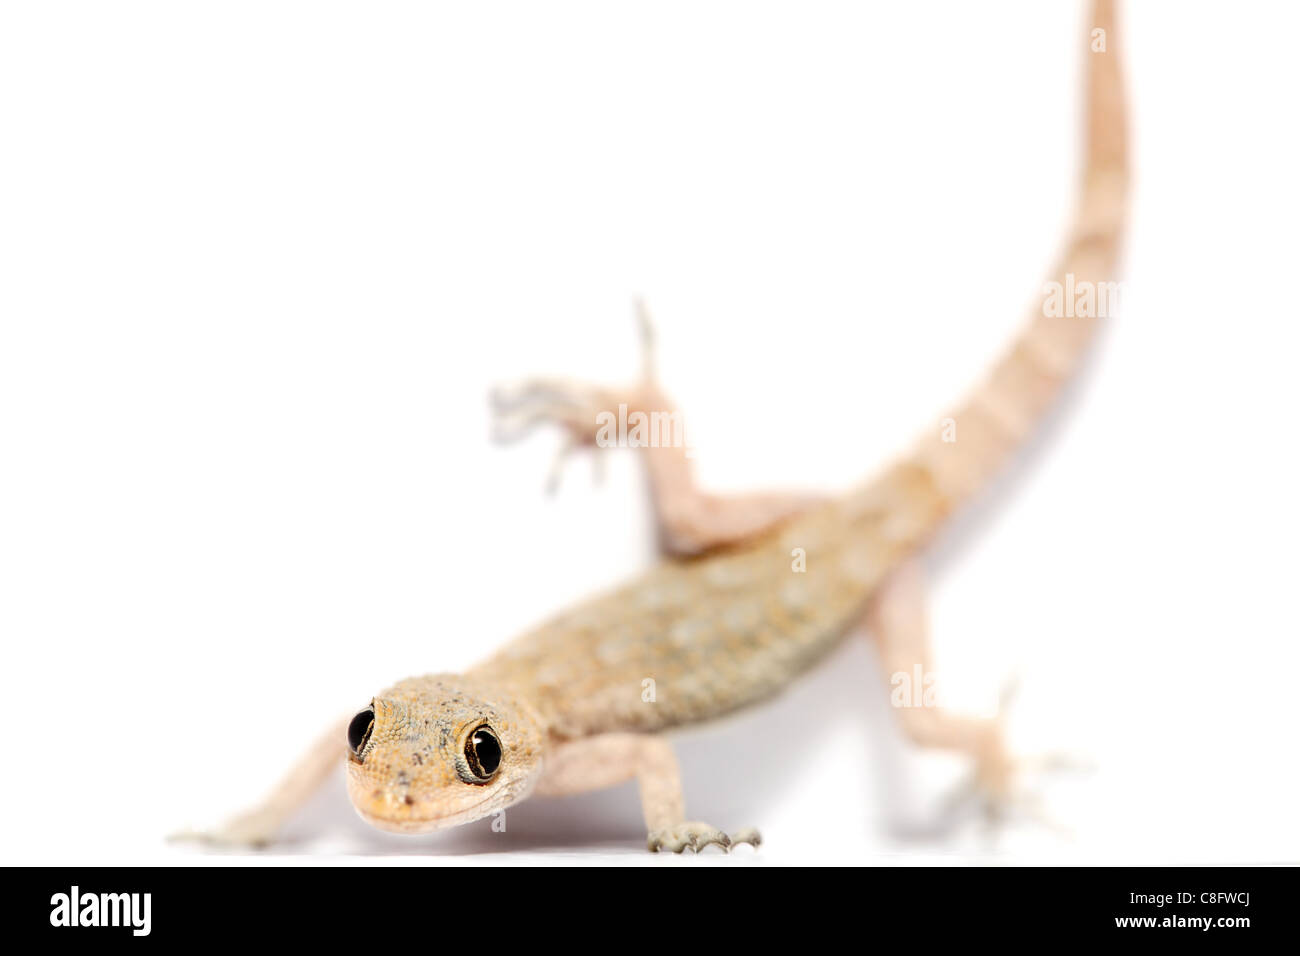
left=490, top=300, right=822, bottom=556
left=865, top=561, right=1082, bottom=837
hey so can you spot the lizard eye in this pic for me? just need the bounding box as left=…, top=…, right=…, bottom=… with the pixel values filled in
left=347, top=707, right=375, bottom=757
left=464, top=725, right=502, bottom=780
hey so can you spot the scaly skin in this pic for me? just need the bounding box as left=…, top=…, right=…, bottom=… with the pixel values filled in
left=189, top=0, right=1127, bottom=853
left=471, top=464, right=944, bottom=738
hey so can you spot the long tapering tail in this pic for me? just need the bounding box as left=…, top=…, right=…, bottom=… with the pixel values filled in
left=860, top=0, right=1129, bottom=541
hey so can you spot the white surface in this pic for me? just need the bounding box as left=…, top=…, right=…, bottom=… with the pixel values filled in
left=2, top=1, right=1297, bottom=866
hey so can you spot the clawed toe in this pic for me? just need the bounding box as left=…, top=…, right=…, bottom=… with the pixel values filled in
left=647, top=823, right=761, bottom=854
left=490, top=379, right=607, bottom=444
left=168, top=822, right=275, bottom=850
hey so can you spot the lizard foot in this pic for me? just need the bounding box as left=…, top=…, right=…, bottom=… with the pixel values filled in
left=168, top=810, right=280, bottom=850
left=491, top=377, right=633, bottom=448
left=941, top=683, right=1091, bottom=837
left=489, top=300, right=666, bottom=493
left=491, top=375, right=672, bottom=493
left=647, top=822, right=762, bottom=854
left=943, top=748, right=1089, bottom=839
left=491, top=378, right=635, bottom=493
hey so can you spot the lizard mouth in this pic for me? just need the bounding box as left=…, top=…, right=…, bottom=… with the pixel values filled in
left=349, top=789, right=504, bottom=834
left=347, top=759, right=545, bottom=834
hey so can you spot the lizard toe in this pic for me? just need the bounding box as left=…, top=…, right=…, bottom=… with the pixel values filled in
left=648, top=822, right=752, bottom=854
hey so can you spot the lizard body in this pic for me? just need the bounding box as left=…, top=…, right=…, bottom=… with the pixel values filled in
left=472, top=465, right=938, bottom=738
left=192, top=0, right=1127, bottom=853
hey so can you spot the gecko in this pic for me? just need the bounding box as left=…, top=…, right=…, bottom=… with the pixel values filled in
left=185, top=0, right=1128, bottom=854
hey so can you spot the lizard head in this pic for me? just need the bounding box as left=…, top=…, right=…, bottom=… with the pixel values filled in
left=344, top=674, right=546, bottom=833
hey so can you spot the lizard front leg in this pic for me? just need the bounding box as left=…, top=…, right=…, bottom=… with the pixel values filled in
left=491, top=301, right=821, bottom=556
left=535, top=733, right=760, bottom=853
left=172, top=718, right=347, bottom=848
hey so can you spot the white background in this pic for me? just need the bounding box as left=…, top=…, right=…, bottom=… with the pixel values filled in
left=2, top=1, right=1297, bottom=866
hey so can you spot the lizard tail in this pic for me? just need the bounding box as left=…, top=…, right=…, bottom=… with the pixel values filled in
left=899, top=0, right=1129, bottom=523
